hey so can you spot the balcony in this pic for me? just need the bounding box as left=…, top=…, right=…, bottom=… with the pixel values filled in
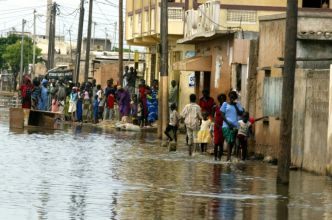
left=181, top=0, right=222, bottom=43
left=126, top=3, right=185, bottom=45
left=179, top=0, right=263, bottom=44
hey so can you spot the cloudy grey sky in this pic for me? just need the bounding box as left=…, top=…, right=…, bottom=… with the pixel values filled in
left=0, top=0, right=125, bottom=47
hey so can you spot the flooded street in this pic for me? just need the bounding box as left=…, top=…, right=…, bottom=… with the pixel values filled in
left=1, top=110, right=332, bottom=220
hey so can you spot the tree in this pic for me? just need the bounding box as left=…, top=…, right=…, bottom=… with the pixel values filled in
left=0, top=35, right=21, bottom=69
left=2, top=35, right=42, bottom=87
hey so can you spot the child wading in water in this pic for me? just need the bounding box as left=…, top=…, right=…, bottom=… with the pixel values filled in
left=237, top=112, right=251, bottom=160
left=164, top=103, right=180, bottom=142
left=237, top=113, right=267, bottom=160
left=51, top=94, right=60, bottom=113
left=181, top=94, right=202, bottom=156
left=137, top=99, right=143, bottom=127
left=196, top=113, right=212, bottom=153
left=214, top=94, right=227, bottom=160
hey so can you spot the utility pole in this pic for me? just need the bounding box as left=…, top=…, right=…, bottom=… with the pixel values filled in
left=104, top=27, right=108, bottom=51
left=159, top=0, right=169, bottom=139
left=32, top=9, right=36, bottom=79
left=113, top=22, right=117, bottom=51
left=67, top=29, right=73, bottom=60
left=277, top=0, right=298, bottom=185
left=47, top=3, right=53, bottom=70
left=119, top=0, right=123, bottom=85
left=75, top=0, right=85, bottom=84
left=92, top=21, right=97, bottom=50
left=19, top=19, right=26, bottom=86
left=84, top=0, right=93, bottom=83
left=47, top=2, right=56, bottom=70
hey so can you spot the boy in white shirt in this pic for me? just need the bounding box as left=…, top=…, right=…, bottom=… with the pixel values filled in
left=237, top=112, right=251, bottom=160
left=164, top=103, right=180, bottom=142
left=181, top=94, right=203, bottom=156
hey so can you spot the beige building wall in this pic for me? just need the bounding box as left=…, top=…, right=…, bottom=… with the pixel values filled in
left=328, top=65, right=332, bottom=176
left=94, top=62, right=120, bottom=88
left=255, top=12, right=332, bottom=174
left=178, top=71, right=195, bottom=111
left=195, top=36, right=233, bottom=100
left=125, top=0, right=194, bottom=104
left=187, top=0, right=332, bottom=9
left=253, top=16, right=285, bottom=159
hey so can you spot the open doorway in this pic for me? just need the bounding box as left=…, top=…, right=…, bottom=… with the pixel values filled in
left=302, top=0, right=329, bottom=8
left=194, top=71, right=211, bottom=97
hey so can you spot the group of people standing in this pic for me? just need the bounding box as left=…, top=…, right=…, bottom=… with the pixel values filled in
left=20, top=70, right=259, bottom=162
left=165, top=88, right=257, bottom=162
left=19, top=67, right=160, bottom=126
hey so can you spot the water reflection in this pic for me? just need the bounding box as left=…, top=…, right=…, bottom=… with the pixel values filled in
left=276, top=185, right=289, bottom=220
left=37, top=180, right=50, bottom=220
left=0, top=114, right=332, bottom=219
left=109, top=192, right=118, bottom=220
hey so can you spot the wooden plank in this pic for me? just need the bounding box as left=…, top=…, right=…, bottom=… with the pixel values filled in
left=9, top=108, right=24, bottom=129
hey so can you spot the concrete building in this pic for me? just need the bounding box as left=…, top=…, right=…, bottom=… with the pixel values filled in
left=175, top=0, right=332, bottom=107
left=125, top=0, right=195, bottom=111
left=78, top=51, right=145, bottom=87
left=82, top=37, right=112, bottom=52
left=253, top=12, right=332, bottom=175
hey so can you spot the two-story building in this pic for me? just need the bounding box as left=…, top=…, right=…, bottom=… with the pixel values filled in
left=125, top=0, right=196, bottom=110
left=254, top=11, right=332, bottom=175
left=175, top=0, right=332, bottom=109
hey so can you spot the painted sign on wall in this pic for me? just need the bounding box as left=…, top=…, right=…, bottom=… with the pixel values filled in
left=189, top=72, right=195, bottom=87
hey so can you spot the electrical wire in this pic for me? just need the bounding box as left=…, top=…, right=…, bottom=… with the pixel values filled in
left=95, top=1, right=119, bottom=25
left=197, top=7, right=241, bottom=30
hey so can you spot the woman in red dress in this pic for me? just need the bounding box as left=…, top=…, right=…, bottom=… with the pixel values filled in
left=20, top=74, right=33, bottom=109
left=214, top=94, right=227, bottom=160
left=199, top=89, right=216, bottom=119
left=138, top=80, right=148, bottom=126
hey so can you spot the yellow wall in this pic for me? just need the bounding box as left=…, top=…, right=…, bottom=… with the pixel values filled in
left=220, top=9, right=288, bottom=32
left=179, top=71, right=196, bottom=112
left=187, top=0, right=324, bottom=8
left=125, top=0, right=184, bottom=43
left=220, top=0, right=287, bottom=7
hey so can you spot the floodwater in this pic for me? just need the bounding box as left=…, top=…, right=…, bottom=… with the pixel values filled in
left=1, top=110, right=332, bottom=220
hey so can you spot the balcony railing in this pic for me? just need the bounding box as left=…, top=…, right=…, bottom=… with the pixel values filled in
left=184, top=0, right=220, bottom=38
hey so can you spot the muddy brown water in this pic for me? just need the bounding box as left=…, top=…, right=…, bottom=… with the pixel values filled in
left=0, top=109, right=332, bottom=220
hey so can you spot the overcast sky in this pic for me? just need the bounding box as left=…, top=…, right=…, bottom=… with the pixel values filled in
left=0, top=0, right=126, bottom=47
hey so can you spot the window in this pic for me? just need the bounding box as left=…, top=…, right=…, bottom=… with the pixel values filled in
left=263, top=77, right=283, bottom=117
left=129, top=16, right=133, bottom=28
left=303, top=0, right=329, bottom=8
left=137, top=13, right=142, bottom=34
left=168, top=7, right=183, bottom=20
left=227, top=10, right=257, bottom=23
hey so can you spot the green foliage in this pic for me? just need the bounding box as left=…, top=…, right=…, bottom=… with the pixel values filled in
left=0, top=35, right=21, bottom=69
left=0, top=34, right=42, bottom=73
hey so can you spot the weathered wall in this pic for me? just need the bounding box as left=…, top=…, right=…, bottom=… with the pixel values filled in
left=292, top=69, right=329, bottom=174
left=258, top=18, right=285, bottom=69
left=254, top=12, right=332, bottom=163
left=247, top=40, right=258, bottom=113
left=253, top=67, right=283, bottom=159
left=297, top=40, right=332, bottom=69
left=195, top=36, right=233, bottom=100
left=291, top=70, right=307, bottom=168
left=178, top=71, right=195, bottom=112
left=326, top=66, right=332, bottom=176
left=93, top=62, right=121, bottom=88
left=233, top=39, right=250, bottom=65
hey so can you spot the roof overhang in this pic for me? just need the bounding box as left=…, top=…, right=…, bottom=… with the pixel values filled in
left=173, top=56, right=212, bottom=72
left=177, top=30, right=236, bottom=44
